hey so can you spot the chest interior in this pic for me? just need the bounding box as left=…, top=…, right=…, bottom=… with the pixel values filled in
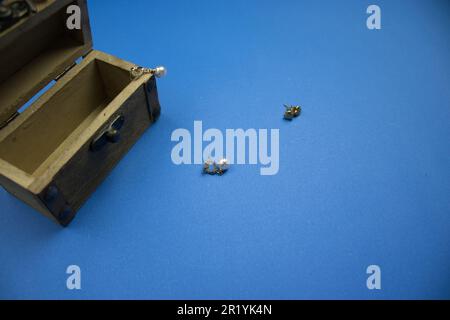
left=0, top=58, right=132, bottom=175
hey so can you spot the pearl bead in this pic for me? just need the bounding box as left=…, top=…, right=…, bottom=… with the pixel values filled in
left=153, top=66, right=167, bottom=78
left=217, top=159, right=230, bottom=174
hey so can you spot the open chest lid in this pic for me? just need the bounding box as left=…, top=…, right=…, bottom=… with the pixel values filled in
left=0, top=0, right=92, bottom=127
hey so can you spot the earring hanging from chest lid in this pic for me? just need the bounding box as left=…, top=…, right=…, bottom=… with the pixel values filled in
left=130, top=66, right=167, bottom=81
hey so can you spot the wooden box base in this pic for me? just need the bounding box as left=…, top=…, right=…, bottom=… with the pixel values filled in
left=0, top=50, right=161, bottom=226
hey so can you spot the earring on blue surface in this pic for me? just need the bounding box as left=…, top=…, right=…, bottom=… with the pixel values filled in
left=203, top=158, right=229, bottom=176
left=284, top=104, right=302, bottom=120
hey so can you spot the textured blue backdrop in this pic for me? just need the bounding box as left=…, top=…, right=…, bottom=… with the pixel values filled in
left=0, top=0, right=449, bottom=299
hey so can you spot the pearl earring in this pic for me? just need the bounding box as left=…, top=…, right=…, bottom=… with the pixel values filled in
left=216, top=159, right=230, bottom=175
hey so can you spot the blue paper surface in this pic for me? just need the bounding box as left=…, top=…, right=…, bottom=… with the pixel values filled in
left=0, top=0, right=449, bottom=299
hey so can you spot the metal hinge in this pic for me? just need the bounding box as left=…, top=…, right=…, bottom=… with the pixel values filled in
left=0, top=112, right=20, bottom=130
left=54, top=63, right=77, bottom=81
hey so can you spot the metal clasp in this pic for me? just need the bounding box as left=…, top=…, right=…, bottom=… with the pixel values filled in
left=90, top=115, right=125, bottom=152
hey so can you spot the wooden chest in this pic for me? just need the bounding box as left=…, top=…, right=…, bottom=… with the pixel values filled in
left=0, top=0, right=164, bottom=226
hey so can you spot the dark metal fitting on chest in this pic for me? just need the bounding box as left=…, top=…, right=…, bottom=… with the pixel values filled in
left=90, top=115, right=125, bottom=152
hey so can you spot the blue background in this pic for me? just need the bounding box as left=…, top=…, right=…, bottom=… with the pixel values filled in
left=1, top=0, right=449, bottom=299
